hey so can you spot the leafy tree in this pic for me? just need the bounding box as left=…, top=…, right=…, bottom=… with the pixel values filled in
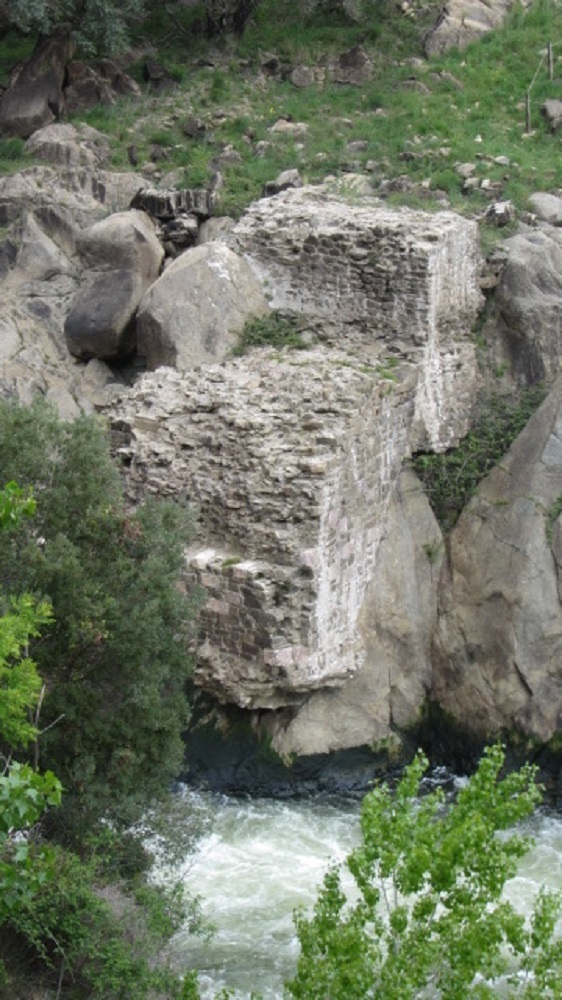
left=0, top=0, right=259, bottom=52
left=287, top=745, right=562, bottom=999
left=0, top=482, right=51, bottom=755
left=0, top=0, right=146, bottom=53
left=0, top=399, right=199, bottom=830
left=0, top=481, right=63, bottom=991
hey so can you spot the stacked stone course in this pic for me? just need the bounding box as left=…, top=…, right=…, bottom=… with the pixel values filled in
left=109, top=188, right=483, bottom=733
left=111, top=350, right=417, bottom=707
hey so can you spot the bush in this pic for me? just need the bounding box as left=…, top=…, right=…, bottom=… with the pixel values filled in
left=287, top=745, right=562, bottom=999
left=232, top=311, right=307, bottom=355
left=410, top=387, right=546, bottom=530
left=0, top=399, right=199, bottom=830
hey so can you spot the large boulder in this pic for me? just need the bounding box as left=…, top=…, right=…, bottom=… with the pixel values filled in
left=65, top=210, right=164, bottom=361
left=492, top=226, right=562, bottom=385
left=0, top=165, right=147, bottom=233
left=433, top=378, right=562, bottom=744
left=0, top=26, right=74, bottom=138
left=424, top=0, right=519, bottom=56
left=0, top=212, right=99, bottom=418
left=24, top=123, right=110, bottom=170
left=136, top=242, right=269, bottom=370
left=64, top=59, right=141, bottom=114
left=326, top=45, right=374, bottom=85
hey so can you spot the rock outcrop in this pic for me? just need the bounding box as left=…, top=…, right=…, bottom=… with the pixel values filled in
left=65, top=210, right=164, bottom=361
left=0, top=129, right=146, bottom=414
left=424, top=0, right=524, bottom=56
left=25, top=123, right=110, bottom=171
left=490, top=226, right=562, bottom=385
left=265, top=469, right=443, bottom=756
left=0, top=26, right=74, bottom=138
left=433, top=377, right=562, bottom=744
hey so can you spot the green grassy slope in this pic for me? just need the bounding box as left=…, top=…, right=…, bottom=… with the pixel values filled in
left=1, top=0, right=561, bottom=217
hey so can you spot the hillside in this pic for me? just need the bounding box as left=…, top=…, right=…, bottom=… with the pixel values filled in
left=0, top=0, right=561, bottom=222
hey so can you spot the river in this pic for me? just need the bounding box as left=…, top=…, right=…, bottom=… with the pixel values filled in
left=167, top=782, right=562, bottom=999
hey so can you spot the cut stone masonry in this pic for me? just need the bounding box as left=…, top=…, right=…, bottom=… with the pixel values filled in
left=111, top=351, right=418, bottom=707
left=109, top=190, right=484, bottom=739
left=231, top=187, right=482, bottom=450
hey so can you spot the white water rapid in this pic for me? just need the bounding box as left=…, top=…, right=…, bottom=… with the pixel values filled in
left=168, top=786, right=562, bottom=1000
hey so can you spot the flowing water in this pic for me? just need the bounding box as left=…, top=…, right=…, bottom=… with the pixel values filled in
left=167, top=784, right=562, bottom=999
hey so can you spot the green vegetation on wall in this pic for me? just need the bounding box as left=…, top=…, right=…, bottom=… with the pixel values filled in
left=410, top=386, right=546, bottom=529
left=232, top=310, right=307, bottom=355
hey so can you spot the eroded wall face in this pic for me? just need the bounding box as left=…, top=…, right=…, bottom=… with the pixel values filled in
left=111, top=352, right=417, bottom=708
left=232, top=188, right=482, bottom=451
left=232, top=188, right=481, bottom=349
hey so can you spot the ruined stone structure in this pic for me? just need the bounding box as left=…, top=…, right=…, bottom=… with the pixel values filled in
left=111, top=353, right=420, bottom=710
left=109, top=189, right=484, bottom=750
left=231, top=187, right=482, bottom=450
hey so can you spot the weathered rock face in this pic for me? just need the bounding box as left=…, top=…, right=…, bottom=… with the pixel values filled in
left=0, top=153, right=146, bottom=414
left=65, top=210, right=163, bottom=361
left=424, top=0, right=521, bottom=56
left=25, top=123, right=110, bottom=171
left=0, top=164, right=146, bottom=232
left=433, top=377, right=562, bottom=744
left=64, top=59, right=141, bottom=114
left=265, top=469, right=443, bottom=755
left=232, top=187, right=483, bottom=450
left=0, top=26, right=75, bottom=138
left=492, top=226, right=562, bottom=385
left=136, top=243, right=269, bottom=370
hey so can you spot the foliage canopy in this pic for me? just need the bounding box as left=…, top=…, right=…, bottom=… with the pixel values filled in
left=0, top=399, right=199, bottom=829
left=287, top=745, right=562, bottom=999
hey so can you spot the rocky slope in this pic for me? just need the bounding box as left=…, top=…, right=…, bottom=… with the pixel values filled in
left=1, top=58, right=561, bottom=763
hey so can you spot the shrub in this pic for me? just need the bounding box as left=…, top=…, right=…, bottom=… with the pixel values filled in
left=0, top=399, right=199, bottom=830
left=287, top=745, right=562, bottom=999
left=410, top=387, right=546, bottom=529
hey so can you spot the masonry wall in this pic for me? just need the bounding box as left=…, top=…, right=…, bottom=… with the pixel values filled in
left=232, top=187, right=482, bottom=353
left=111, top=351, right=417, bottom=708
left=109, top=190, right=483, bottom=717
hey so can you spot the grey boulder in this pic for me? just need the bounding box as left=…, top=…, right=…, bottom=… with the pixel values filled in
left=65, top=209, right=163, bottom=361
left=433, top=378, right=562, bottom=744
left=0, top=26, right=74, bottom=138
left=136, top=242, right=269, bottom=371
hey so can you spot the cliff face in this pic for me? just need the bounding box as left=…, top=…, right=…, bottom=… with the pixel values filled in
left=433, top=378, right=562, bottom=745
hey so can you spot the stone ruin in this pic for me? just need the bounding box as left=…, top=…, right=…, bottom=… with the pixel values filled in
left=109, top=189, right=484, bottom=751
left=112, top=352, right=418, bottom=709
left=231, top=187, right=482, bottom=450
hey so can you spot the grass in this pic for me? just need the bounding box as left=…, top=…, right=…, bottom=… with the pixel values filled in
left=231, top=311, right=307, bottom=355
left=0, top=0, right=560, bottom=221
